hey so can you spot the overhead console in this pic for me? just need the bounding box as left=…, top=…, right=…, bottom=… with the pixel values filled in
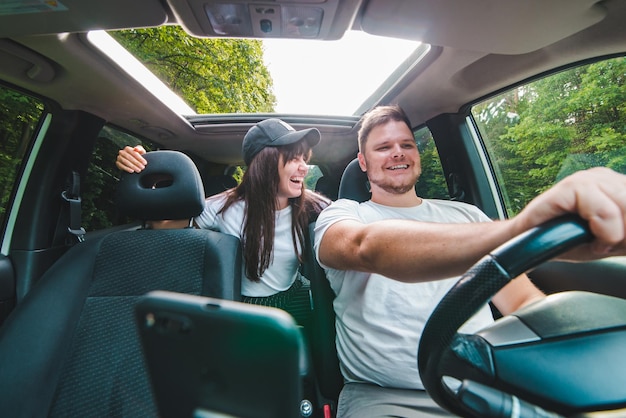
left=166, top=0, right=362, bottom=40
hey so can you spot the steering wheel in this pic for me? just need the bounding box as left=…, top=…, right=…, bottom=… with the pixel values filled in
left=418, top=215, right=626, bottom=417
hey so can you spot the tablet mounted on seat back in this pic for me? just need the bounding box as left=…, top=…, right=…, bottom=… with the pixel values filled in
left=136, top=290, right=304, bottom=418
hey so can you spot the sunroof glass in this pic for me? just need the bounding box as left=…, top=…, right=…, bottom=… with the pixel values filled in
left=89, top=28, right=422, bottom=117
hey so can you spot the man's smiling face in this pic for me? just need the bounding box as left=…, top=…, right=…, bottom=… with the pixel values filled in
left=358, top=119, right=421, bottom=196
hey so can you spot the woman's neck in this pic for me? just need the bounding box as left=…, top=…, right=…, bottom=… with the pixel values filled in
left=277, top=196, right=289, bottom=210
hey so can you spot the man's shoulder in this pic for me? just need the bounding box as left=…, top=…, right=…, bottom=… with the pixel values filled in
left=424, top=198, right=490, bottom=221
left=425, top=198, right=476, bottom=209
left=328, top=198, right=361, bottom=208
left=318, top=198, right=361, bottom=218
left=314, top=199, right=362, bottom=240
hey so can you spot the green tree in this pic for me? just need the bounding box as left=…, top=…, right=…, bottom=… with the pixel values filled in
left=110, top=26, right=276, bottom=113
left=499, top=71, right=578, bottom=206
left=0, top=87, right=44, bottom=224
left=566, top=59, right=626, bottom=175
left=415, top=128, right=448, bottom=199
left=475, top=57, right=626, bottom=216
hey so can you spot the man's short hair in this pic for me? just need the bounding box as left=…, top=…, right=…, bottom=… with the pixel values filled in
left=357, top=105, right=413, bottom=152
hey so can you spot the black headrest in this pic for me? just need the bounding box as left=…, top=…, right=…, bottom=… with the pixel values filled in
left=338, top=158, right=370, bottom=203
left=116, top=151, right=205, bottom=221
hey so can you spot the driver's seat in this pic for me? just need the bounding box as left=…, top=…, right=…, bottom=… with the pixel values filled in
left=0, top=150, right=242, bottom=417
left=337, top=158, right=370, bottom=202
left=305, top=159, right=374, bottom=416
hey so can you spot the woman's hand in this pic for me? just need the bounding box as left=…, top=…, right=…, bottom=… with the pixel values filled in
left=116, top=145, right=147, bottom=173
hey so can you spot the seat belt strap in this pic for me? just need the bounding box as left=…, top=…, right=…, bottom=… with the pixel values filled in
left=61, top=171, right=86, bottom=243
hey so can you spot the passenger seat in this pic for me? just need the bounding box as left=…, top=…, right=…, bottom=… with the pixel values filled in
left=0, top=150, right=242, bottom=417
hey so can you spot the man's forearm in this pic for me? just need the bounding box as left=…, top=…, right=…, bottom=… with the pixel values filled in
left=321, top=218, right=523, bottom=282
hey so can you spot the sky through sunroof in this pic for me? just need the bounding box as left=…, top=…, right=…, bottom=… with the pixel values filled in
left=263, top=31, right=420, bottom=115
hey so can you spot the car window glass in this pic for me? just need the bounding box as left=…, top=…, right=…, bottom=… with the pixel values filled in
left=414, top=126, right=449, bottom=200
left=229, top=164, right=323, bottom=191
left=306, top=165, right=323, bottom=190
left=0, top=85, right=45, bottom=229
left=472, top=56, right=626, bottom=217
left=82, top=125, right=154, bottom=231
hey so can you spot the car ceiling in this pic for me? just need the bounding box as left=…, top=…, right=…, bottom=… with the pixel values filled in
left=0, top=0, right=624, bottom=166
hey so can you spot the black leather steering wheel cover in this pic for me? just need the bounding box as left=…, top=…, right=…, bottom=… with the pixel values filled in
left=417, top=215, right=592, bottom=416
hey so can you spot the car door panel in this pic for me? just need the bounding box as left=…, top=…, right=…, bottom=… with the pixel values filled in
left=529, top=258, right=626, bottom=299
left=10, top=247, right=70, bottom=302
left=0, top=254, right=15, bottom=325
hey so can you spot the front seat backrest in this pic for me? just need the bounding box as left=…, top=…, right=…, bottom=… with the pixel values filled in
left=338, top=157, right=421, bottom=202
left=302, top=222, right=344, bottom=409
left=338, top=158, right=370, bottom=202
left=0, top=150, right=241, bottom=417
left=116, top=150, right=205, bottom=221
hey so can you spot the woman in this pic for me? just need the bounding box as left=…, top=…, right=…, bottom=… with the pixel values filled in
left=116, top=118, right=330, bottom=325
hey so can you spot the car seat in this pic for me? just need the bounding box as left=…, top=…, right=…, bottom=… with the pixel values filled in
left=302, top=223, right=343, bottom=417
left=337, top=158, right=370, bottom=202
left=338, top=157, right=422, bottom=202
left=304, top=158, right=373, bottom=416
left=314, top=175, right=338, bottom=200
left=0, top=150, right=242, bottom=417
left=204, top=174, right=238, bottom=197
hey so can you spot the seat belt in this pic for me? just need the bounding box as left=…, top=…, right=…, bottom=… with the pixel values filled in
left=61, top=170, right=86, bottom=243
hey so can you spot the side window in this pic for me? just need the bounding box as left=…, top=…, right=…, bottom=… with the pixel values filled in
left=414, top=126, right=448, bottom=199
left=82, top=125, right=154, bottom=231
left=305, top=165, right=323, bottom=190
left=228, top=164, right=323, bottom=191
left=0, top=85, right=45, bottom=229
left=472, top=56, right=626, bottom=217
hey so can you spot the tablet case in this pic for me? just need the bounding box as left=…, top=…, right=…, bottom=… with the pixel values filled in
left=135, top=290, right=303, bottom=418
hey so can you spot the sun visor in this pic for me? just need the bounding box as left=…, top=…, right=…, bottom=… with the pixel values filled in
left=360, top=0, right=606, bottom=54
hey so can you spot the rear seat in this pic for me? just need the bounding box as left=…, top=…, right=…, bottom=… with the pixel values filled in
left=204, top=174, right=237, bottom=197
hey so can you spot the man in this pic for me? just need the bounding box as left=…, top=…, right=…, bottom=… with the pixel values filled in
left=313, top=105, right=626, bottom=417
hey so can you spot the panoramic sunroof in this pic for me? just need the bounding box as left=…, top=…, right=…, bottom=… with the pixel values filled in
left=88, top=29, right=421, bottom=117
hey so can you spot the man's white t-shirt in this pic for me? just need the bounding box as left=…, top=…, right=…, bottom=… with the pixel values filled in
left=195, top=193, right=301, bottom=297
left=313, top=198, right=496, bottom=390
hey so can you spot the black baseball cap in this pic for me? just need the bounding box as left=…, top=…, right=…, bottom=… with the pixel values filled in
left=242, top=118, right=320, bottom=165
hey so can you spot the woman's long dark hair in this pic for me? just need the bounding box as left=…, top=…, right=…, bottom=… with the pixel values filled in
left=220, top=140, right=329, bottom=282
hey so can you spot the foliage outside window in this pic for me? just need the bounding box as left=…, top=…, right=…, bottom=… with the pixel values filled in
left=472, top=56, right=626, bottom=216
left=305, top=165, right=323, bottom=191
left=0, top=85, right=44, bottom=229
left=82, top=126, right=154, bottom=231
left=414, top=126, right=448, bottom=200
left=110, top=27, right=276, bottom=114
